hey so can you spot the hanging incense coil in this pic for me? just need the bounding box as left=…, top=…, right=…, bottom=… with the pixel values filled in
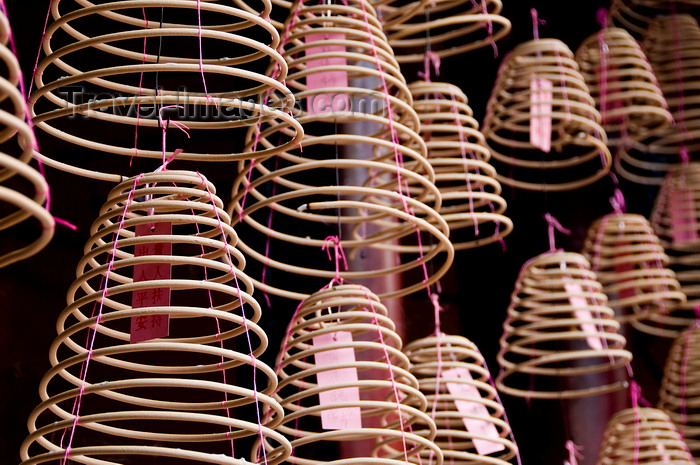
left=258, top=284, right=444, bottom=465
left=0, top=9, right=54, bottom=268
left=496, top=251, right=632, bottom=400
left=613, top=14, right=700, bottom=185
left=482, top=39, right=612, bottom=192
left=609, top=0, right=700, bottom=38
left=20, top=170, right=291, bottom=465
left=575, top=27, right=671, bottom=147
left=228, top=0, right=454, bottom=302
left=597, top=407, right=695, bottom=465
left=382, top=0, right=511, bottom=64
left=651, top=163, right=700, bottom=336
left=408, top=80, right=512, bottom=250
left=29, top=0, right=302, bottom=182
left=404, top=334, right=518, bottom=465
left=582, top=212, right=686, bottom=338
left=659, top=325, right=700, bottom=462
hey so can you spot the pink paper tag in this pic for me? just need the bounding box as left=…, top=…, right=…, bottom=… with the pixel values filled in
left=670, top=188, right=698, bottom=244
left=130, top=222, right=171, bottom=343
left=305, top=33, right=350, bottom=115
left=530, top=78, right=553, bottom=153
left=313, top=331, right=362, bottom=430
left=564, top=282, right=604, bottom=350
left=442, top=367, right=505, bottom=456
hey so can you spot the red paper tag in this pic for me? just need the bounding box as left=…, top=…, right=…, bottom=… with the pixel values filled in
left=305, top=33, right=350, bottom=116
left=442, top=367, right=505, bottom=455
left=565, top=283, right=604, bottom=350
left=130, top=222, right=171, bottom=343
left=670, top=188, right=698, bottom=244
left=530, top=78, right=553, bottom=153
left=313, top=331, right=362, bottom=430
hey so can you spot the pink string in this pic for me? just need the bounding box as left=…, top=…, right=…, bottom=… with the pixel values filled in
left=564, top=440, right=584, bottom=465
left=26, top=0, right=53, bottom=99
left=321, top=235, right=348, bottom=285
left=543, top=213, right=571, bottom=252
left=418, top=51, right=441, bottom=82
left=671, top=12, right=691, bottom=157
left=429, top=294, right=443, bottom=465
left=610, top=188, right=627, bottom=214
left=198, top=173, right=269, bottom=465
left=130, top=7, right=149, bottom=165
left=530, top=9, right=545, bottom=40
left=59, top=174, right=144, bottom=463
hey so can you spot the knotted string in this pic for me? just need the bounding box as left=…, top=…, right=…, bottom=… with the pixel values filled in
left=544, top=213, right=571, bottom=252
left=321, top=235, right=348, bottom=286
left=531, top=9, right=546, bottom=40
left=564, top=440, right=584, bottom=465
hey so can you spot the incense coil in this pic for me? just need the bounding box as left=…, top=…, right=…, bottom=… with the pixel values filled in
left=30, top=0, right=302, bottom=182
left=597, top=407, right=695, bottom=465
left=20, top=170, right=291, bottom=465
left=408, top=80, right=512, bottom=250
left=258, top=284, right=443, bottom=465
left=582, top=213, right=686, bottom=337
left=575, top=27, right=671, bottom=146
left=0, top=7, right=54, bottom=268
left=482, top=39, right=612, bottom=192
left=651, top=163, right=700, bottom=336
left=403, top=334, right=517, bottom=465
left=382, top=0, right=511, bottom=64
left=227, top=0, right=454, bottom=302
left=659, top=325, right=700, bottom=462
left=496, top=251, right=632, bottom=400
left=609, top=0, right=700, bottom=37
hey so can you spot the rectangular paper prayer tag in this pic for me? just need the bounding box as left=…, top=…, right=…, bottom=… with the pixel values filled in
left=670, top=188, right=698, bottom=244
left=313, top=331, right=362, bottom=430
left=130, top=222, right=172, bottom=343
left=530, top=78, right=553, bottom=153
left=442, top=367, right=504, bottom=456
left=305, top=32, right=350, bottom=116
left=564, top=282, right=604, bottom=351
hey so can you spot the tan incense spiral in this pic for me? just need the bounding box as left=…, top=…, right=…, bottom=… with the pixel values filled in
left=0, top=6, right=53, bottom=268
left=404, top=334, right=518, bottom=465
left=659, top=325, right=700, bottom=463
left=408, top=80, right=512, bottom=250
left=19, top=170, right=290, bottom=465
left=582, top=212, right=686, bottom=337
left=228, top=0, right=453, bottom=302
left=496, top=251, right=632, bottom=399
left=597, top=407, right=695, bottom=465
left=609, top=0, right=700, bottom=37
left=483, top=39, right=612, bottom=192
left=30, top=0, right=302, bottom=182
left=258, top=284, right=444, bottom=465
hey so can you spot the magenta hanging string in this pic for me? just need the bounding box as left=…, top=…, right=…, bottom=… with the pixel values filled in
left=530, top=9, right=546, bottom=41
left=671, top=13, right=691, bottom=159
left=543, top=213, right=571, bottom=252
left=419, top=50, right=441, bottom=82
left=596, top=8, right=609, bottom=29
left=199, top=172, right=270, bottom=465
left=472, top=0, right=498, bottom=57
left=321, top=235, right=349, bottom=286
left=564, top=440, right=584, bottom=465
left=610, top=188, right=627, bottom=214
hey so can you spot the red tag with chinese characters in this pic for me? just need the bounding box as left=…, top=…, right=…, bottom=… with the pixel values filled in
left=442, top=367, right=504, bottom=455
left=530, top=78, right=553, bottom=153
left=670, top=188, right=698, bottom=244
left=130, top=222, right=171, bottom=343
left=305, top=33, right=350, bottom=116
left=313, top=331, right=362, bottom=430
left=565, top=282, right=604, bottom=350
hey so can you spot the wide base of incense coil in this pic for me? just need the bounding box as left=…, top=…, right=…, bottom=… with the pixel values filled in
left=403, top=335, right=517, bottom=465
left=229, top=156, right=454, bottom=301
left=409, top=80, right=512, bottom=250
left=258, top=284, right=443, bottom=465
left=383, top=0, right=511, bottom=64
left=575, top=27, right=671, bottom=146
left=496, top=251, right=632, bottom=400
left=613, top=145, right=687, bottom=186
left=20, top=171, right=290, bottom=465
left=660, top=326, right=700, bottom=463
left=483, top=38, right=612, bottom=192
left=30, top=0, right=301, bottom=182
left=650, top=163, right=700, bottom=336
left=0, top=9, right=53, bottom=268
left=582, top=213, right=686, bottom=336
left=597, top=407, right=695, bottom=465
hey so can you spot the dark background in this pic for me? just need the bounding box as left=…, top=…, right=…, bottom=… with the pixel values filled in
left=0, top=1, right=674, bottom=464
